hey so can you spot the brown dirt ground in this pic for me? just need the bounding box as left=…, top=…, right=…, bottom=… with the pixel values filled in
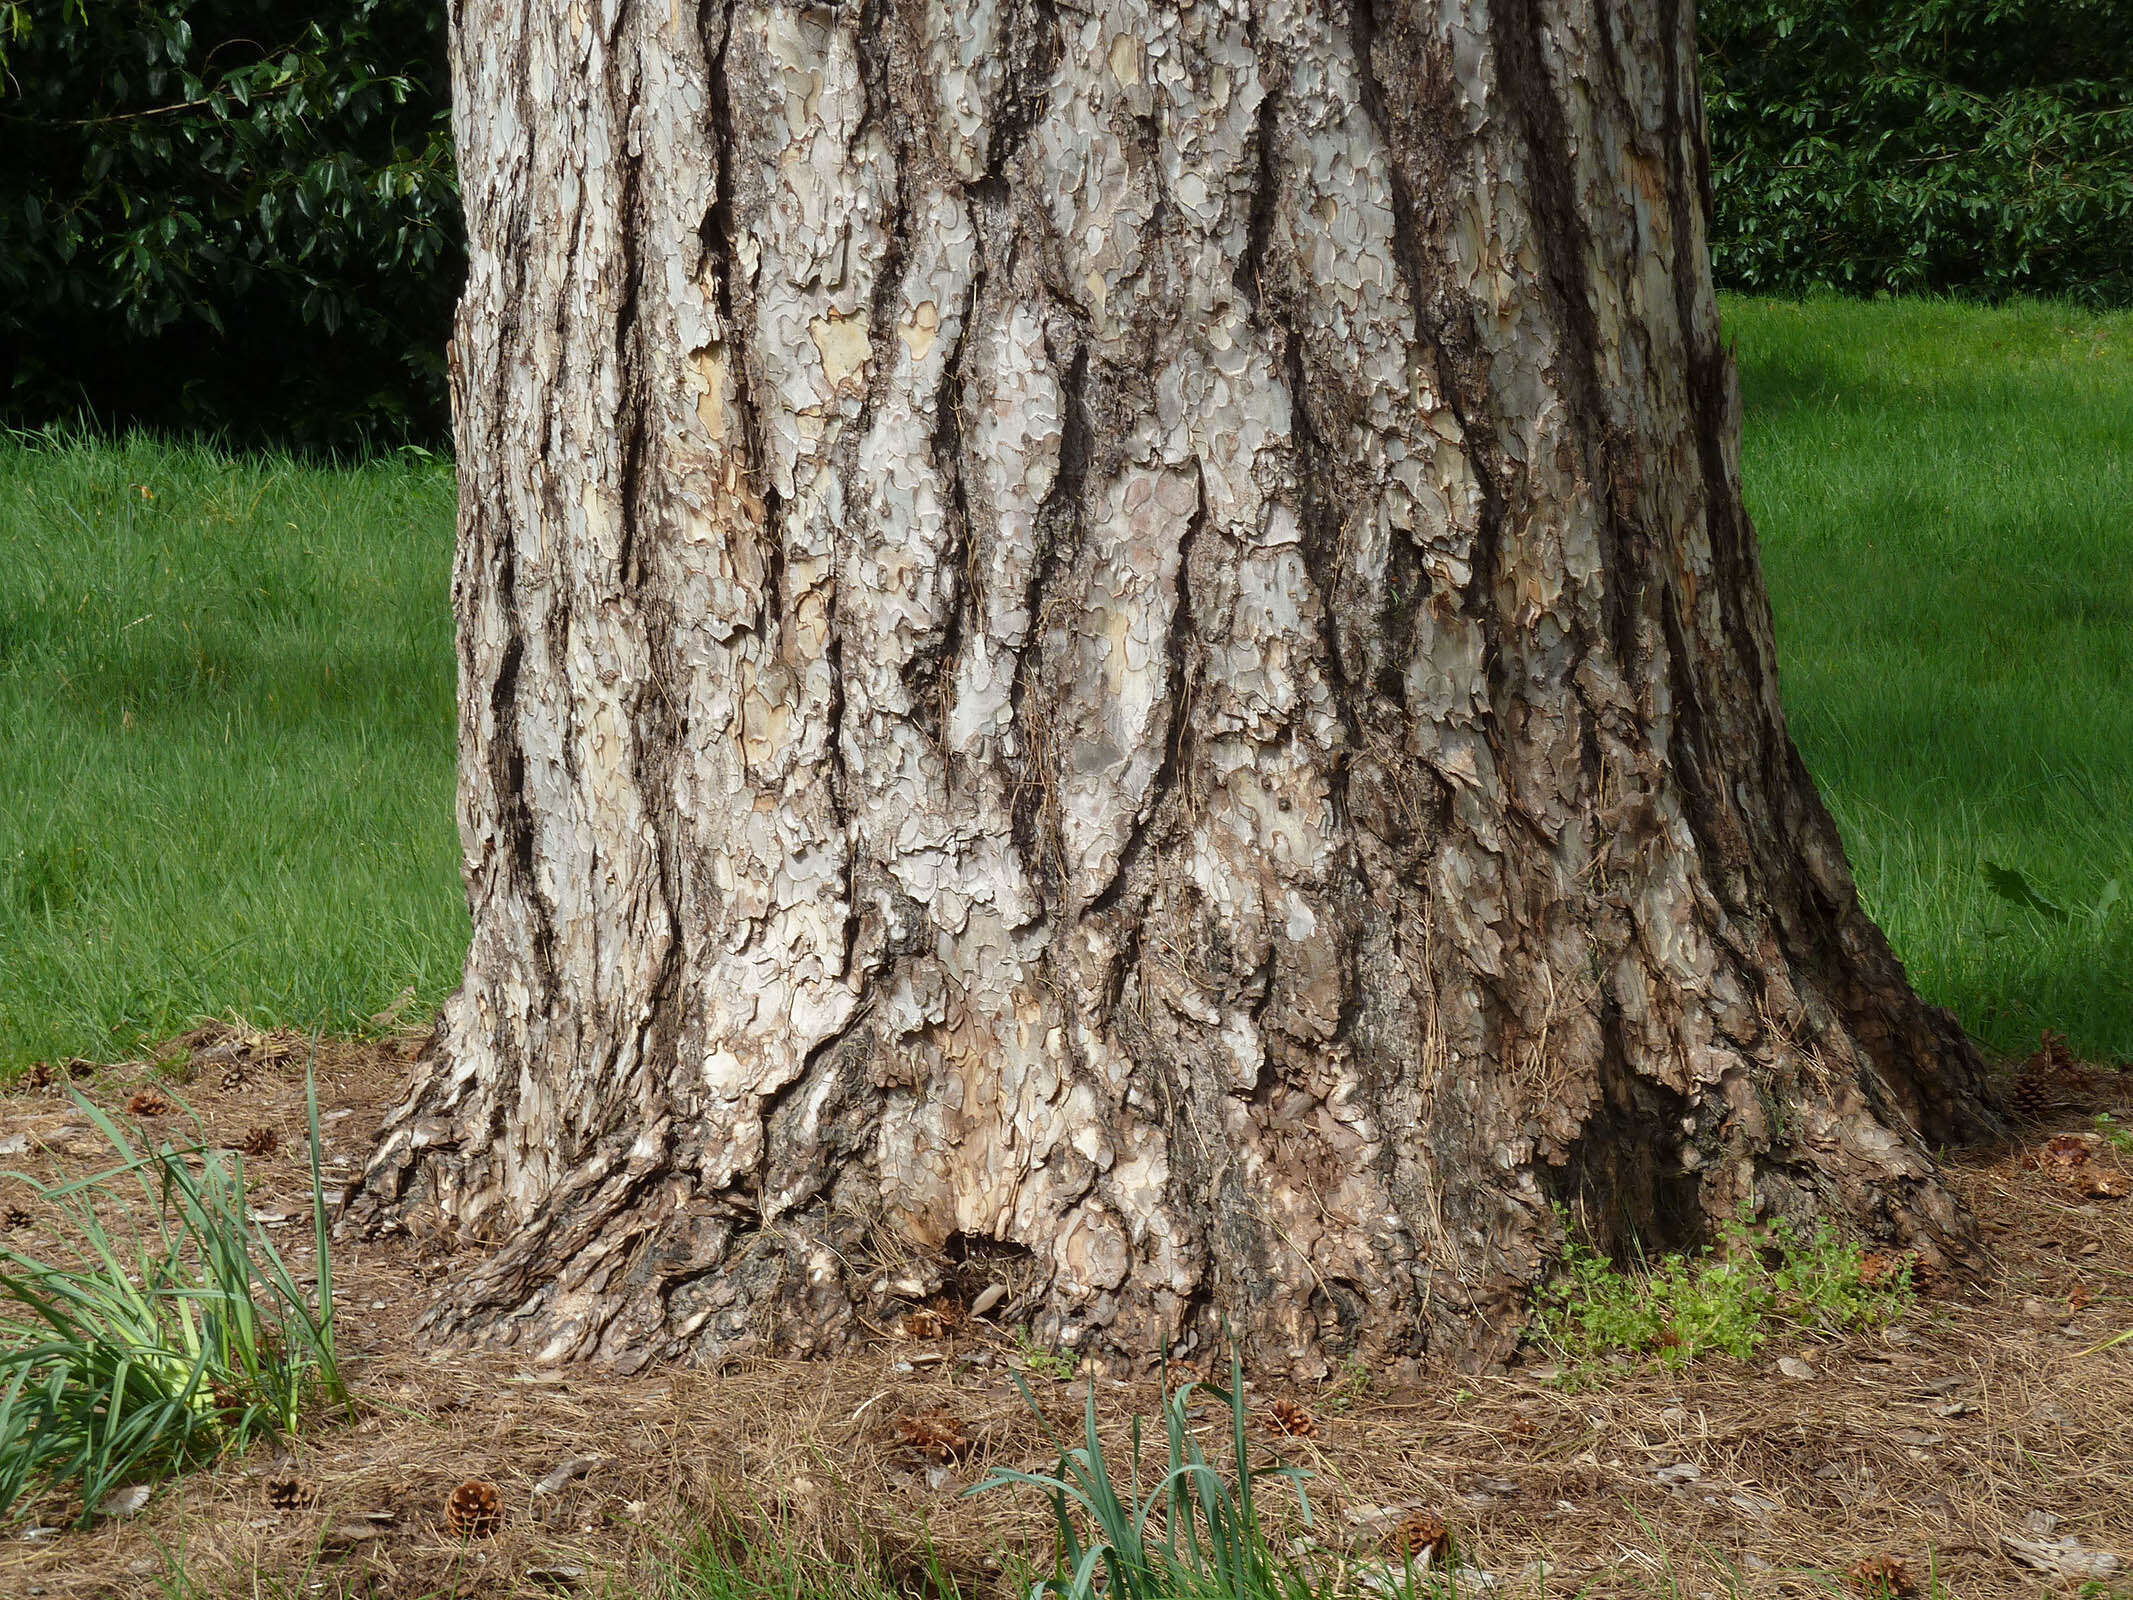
left=2, top=1028, right=2130, bottom=1600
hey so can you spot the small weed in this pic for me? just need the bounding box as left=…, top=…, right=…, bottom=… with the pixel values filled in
left=2096, top=1113, right=2133, bottom=1156
left=0, top=1062, right=345, bottom=1523
left=1015, top=1329, right=1080, bottom=1382
left=1529, top=1210, right=1911, bottom=1374
left=1320, top=1353, right=1371, bottom=1416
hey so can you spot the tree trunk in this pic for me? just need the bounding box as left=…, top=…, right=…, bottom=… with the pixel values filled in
left=356, top=0, right=1994, bottom=1373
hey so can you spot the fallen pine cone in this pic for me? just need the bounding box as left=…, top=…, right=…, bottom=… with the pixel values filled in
left=2082, top=1170, right=2130, bottom=1200
left=1389, top=1510, right=1451, bottom=1564
left=2069, top=1283, right=2093, bottom=1312
left=22, top=1061, right=54, bottom=1091
left=1266, top=1398, right=1318, bottom=1438
left=1163, top=1355, right=1214, bottom=1395
left=219, top=1064, right=248, bottom=1091
left=238, top=1126, right=279, bottom=1158
left=1857, top=1251, right=1913, bottom=1288
left=2033, top=1137, right=2128, bottom=1198
left=126, top=1088, right=173, bottom=1117
left=2010, top=1030, right=2079, bottom=1121
left=445, top=1479, right=503, bottom=1538
left=894, top=1410, right=973, bottom=1462
left=2009, top=1070, right=2053, bottom=1122
left=63, top=1057, right=97, bottom=1079
left=1849, top=1554, right=1916, bottom=1598
left=2, top=1205, right=33, bottom=1230
left=2041, top=1133, right=2094, bottom=1174
left=265, top=1476, right=318, bottom=1511
left=900, top=1304, right=959, bottom=1340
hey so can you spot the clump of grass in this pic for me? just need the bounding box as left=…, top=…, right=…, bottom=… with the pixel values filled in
left=648, top=1523, right=968, bottom=1600
left=0, top=1065, right=345, bottom=1524
left=969, top=1353, right=1328, bottom=1600
left=1529, top=1211, right=1912, bottom=1374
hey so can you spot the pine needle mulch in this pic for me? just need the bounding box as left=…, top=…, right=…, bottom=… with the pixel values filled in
left=1, top=1033, right=2128, bottom=1600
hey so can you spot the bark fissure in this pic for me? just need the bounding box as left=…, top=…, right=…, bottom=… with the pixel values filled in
left=908, top=272, right=985, bottom=746
left=1004, top=337, right=1090, bottom=898
left=1341, top=0, right=1507, bottom=630
left=1487, top=0, right=1634, bottom=666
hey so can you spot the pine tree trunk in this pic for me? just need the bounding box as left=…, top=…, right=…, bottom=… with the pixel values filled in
left=357, top=0, right=1994, bottom=1372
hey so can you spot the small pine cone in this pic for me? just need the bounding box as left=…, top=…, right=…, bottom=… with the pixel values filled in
left=22, top=1061, right=54, bottom=1091
left=445, top=1479, right=503, bottom=1538
left=1164, top=1355, right=1213, bottom=1395
left=2040, top=1134, right=2095, bottom=1180
left=126, top=1088, right=173, bottom=1117
left=1266, top=1398, right=1318, bottom=1438
left=2, top=1205, right=33, bottom=1230
left=63, top=1057, right=98, bottom=1079
left=2008, top=1070, right=2050, bottom=1121
left=1389, top=1511, right=1451, bottom=1564
left=2010, top=1030, right=2081, bottom=1121
left=900, top=1305, right=954, bottom=1340
left=238, top=1126, right=279, bottom=1158
left=895, top=1410, right=974, bottom=1462
left=265, top=1476, right=319, bottom=1511
left=1508, top=1415, right=1539, bottom=1438
left=1857, top=1251, right=1912, bottom=1288
left=2068, top=1283, right=2093, bottom=1312
left=1849, top=1555, right=1916, bottom=1598
left=220, top=1064, right=249, bottom=1091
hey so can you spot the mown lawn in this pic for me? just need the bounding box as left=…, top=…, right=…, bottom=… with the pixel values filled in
left=1730, top=296, right=2132, bottom=1061
left=0, top=295, right=2127, bottom=1073
left=0, top=438, right=464, bottom=1073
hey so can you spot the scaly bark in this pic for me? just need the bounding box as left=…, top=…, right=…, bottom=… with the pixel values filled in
left=355, top=0, right=1994, bottom=1373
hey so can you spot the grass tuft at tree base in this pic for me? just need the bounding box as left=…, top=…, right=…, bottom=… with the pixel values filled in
left=0, top=1063, right=346, bottom=1525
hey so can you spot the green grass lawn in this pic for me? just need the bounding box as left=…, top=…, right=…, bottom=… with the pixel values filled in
left=0, top=295, right=2127, bottom=1074
left=1728, top=296, right=2132, bottom=1061
left=0, top=436, right=464, bottom=1073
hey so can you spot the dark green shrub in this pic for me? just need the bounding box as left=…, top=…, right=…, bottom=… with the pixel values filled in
left=1702, top=1, right=2133, bottom=306
left=0, top=0, right=458, bottom=450
left=4, top=2, right=2128, bottom=447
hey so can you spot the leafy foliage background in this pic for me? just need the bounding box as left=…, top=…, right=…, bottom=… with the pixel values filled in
left=1701, top=0, right=2133, bottom=306
left=0, top=0, right=457, bottom=450
left=0, top=0, right=2127, bottom=448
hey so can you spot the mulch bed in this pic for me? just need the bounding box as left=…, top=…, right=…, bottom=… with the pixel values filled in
left=2, top=1026, right=2128, bottom=1598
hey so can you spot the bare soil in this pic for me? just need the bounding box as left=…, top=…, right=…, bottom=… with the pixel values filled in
left=2, top=1029, right=2129, bottom=1599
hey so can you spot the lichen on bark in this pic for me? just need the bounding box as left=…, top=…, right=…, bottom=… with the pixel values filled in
left=354, top=0, right=1994, bottom=1374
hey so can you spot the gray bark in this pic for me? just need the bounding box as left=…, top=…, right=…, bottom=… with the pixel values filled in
left=355, top=0, right=1993, bottom=1373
